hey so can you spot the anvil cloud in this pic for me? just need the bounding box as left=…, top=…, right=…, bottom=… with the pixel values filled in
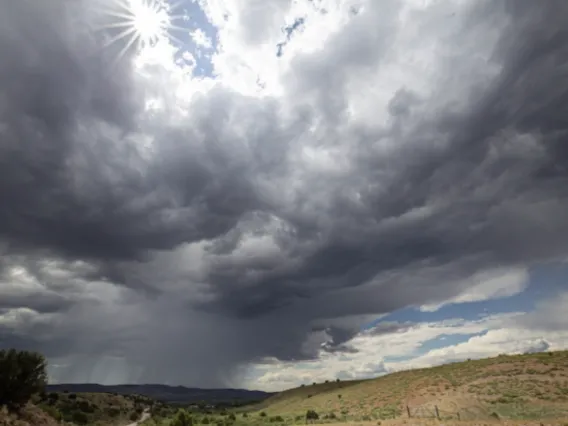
left=1, top=0, right=568, bottom=389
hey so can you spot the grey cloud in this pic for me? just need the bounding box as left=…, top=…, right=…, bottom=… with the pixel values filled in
left=365, top=322, right=416, bottom=337
left=1, top=0, right=568, bottom=387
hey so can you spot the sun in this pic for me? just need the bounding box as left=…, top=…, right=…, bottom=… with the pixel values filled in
left=128, top=0, right=170, bottom=46
left=98, top=0, right=185, bottom=61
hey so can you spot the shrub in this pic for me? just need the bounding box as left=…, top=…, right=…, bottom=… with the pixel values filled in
left=130, top=412, right=140, bottom=421
left=202, top=416, right=210, bottom=424
left=68, top=393, right=77, bottom=400
left=72, top=411, right=89, bottom=425
left=171, top=409, right=193, bottom=426
left=0, top=349, right=48, bottom=411
left=260, top=411, right=267, bottom=417
left=269, top=415, right=284, bottom=422
left=228, top=413, right=236, bottom=421
left=107, top=407, right=121, bottom=417
left=243, top=413, right=248, bottom=418
left=77, top=400, right=93, bottom=413
left=306, top=410, right=319, bottom=422
left=39, top=404, right=63, bottom=422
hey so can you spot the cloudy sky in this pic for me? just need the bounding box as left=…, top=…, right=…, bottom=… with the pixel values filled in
left=1, top=0, right=568, bottom=392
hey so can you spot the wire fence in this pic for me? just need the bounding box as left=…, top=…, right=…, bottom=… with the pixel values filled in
left=406, top=405, right=494, bottom=421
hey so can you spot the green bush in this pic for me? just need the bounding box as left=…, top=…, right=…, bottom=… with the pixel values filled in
left=202, top=416, right=210, bottom=424
left=306, top=410, right=319, bottom=421
left=228, top=413, right=236, bottom=421
left=108, top=407, right=121, bottom=417
left=72, top=411, right=89, bottom=425
left=260, top=411, right=267, bottom=417
left=0, top=349, right=47, bottom=411
left=269, top=415, right=284, bottom=423
left=171, top=409, right=193, bottom=426
left=39, top=404, right=63, bottom=422
left=77, top=400, right=94, bottom=413
left=130, top=412, right=140, bottom=421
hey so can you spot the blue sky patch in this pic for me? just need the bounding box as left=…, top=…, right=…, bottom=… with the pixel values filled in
left=167, top=0, right=218, bottom=77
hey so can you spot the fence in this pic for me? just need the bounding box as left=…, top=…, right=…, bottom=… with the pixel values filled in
left=406, top=405, right=493, bottom=421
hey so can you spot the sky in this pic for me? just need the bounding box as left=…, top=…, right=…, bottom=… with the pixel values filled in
left=0, top=0, right=568, bottom=392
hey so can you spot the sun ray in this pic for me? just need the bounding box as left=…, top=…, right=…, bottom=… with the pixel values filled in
left=167, top=32, right=187, bottom=48
left=112, top=29, right=142, bottom=66
left=98, top=21, right=136, bottom=30
left=93, top=0, right=193, bottom=65
left=103, top=26, right=137, bottom=49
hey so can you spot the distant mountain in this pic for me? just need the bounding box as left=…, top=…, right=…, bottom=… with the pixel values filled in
left=46, top=383, right=273, bottom=404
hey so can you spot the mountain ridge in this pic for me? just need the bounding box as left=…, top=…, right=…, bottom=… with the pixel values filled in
left=46, top=383, right=273, bottom=404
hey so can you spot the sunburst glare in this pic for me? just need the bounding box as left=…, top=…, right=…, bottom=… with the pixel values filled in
left=96, top=0, right=186, bottom=62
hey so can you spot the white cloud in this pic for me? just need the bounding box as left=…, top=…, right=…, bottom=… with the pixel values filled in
left=249, top=292, right=568, bottom=391
left=419, top=267, right=529, bottom=312
left=190, top=28, right=213, bottom=49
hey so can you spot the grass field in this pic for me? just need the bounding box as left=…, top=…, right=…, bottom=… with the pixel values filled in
left=247, top=351, right=568, bottom=422
left=7, top=351, right=568, bottom=425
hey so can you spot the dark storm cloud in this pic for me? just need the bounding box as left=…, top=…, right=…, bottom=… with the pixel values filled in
left=1, top=0, right=568, bottom=387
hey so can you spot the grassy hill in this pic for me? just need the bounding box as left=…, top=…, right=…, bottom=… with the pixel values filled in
left=0, top=404, right=61, bottom=426
left=30, top=391, right=150, bottom=425
left=249, top=351, right=568, bottom=421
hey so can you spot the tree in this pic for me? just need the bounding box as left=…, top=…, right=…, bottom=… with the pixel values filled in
left=0, top=349, right=47, bottom=411
left=171, top=409, right=193, bottom=426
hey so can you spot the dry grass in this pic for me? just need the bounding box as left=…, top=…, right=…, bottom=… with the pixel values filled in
left=252, top=351, right=568, bottom=421
left=0, top=404, right=59, bottom=426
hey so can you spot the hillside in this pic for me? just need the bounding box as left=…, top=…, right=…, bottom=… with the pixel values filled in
left=46, top=384, right=272, bottom=405
left=253, top=351, right=568, bottom=421
left=34, top=391, right=149, bottom=425
left=0, top=404, right=60, bottom=426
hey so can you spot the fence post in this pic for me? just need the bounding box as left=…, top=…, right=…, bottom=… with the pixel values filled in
left=435, top=405, right=440, bottom=420
left=406, top=405, right=411, bottom=418
left=457, top=411, right=460, bottom=421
